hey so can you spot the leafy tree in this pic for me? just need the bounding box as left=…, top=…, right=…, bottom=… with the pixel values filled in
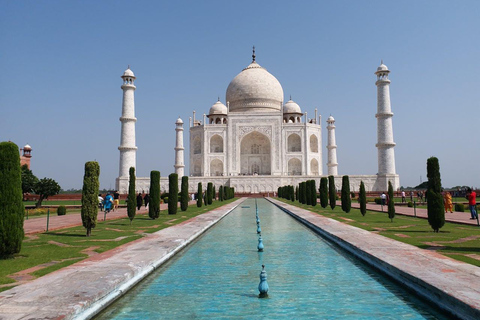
left=341, top=175, right=351, bottom=213
left=168, top=173, right=178, bottom=214
left=149, top=171, right=161, bottom=219
left=388, top=181, right=395, bottom=222
left=207, top=182, right=213, bottom=205
left=311, top=180, right=317, bottom=207
left=219, top=185, right=223, bottom=201
left=81, top=161, right=99, bottom=237
left=197, top=182, right=203, bottom=207
left=35, top=178, right=61, bottom=208
left=426, top=157, right=445, bottom=232
left=0, top=142, right=25, bottom=257
left=359, top=181, right=367, bottom=216
left=21, top=164, right=38, bottom=196
left=127, top=167, right=136, bottom=224
left=180, top=176, right=189, bottom=211
left=328, top=175, right=336, bottom=210
left=319, top=177, right=328, bottom=208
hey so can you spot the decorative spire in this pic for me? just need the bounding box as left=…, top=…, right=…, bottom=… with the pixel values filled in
left=252, top=46, right=256, bottom=62
left=289, top=94, right=292, bottom=100
left=218, top=96, right=220, bottom=101
left=381, top=59, right=383, bottom=65
left=128, top=64, right=130, bottom=69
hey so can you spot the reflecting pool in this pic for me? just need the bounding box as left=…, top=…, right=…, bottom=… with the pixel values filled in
left=96, top=198, right=449, bottom=319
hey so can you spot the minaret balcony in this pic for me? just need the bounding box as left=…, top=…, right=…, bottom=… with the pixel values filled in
left=375, top=142, right=396, bottom=148
left=119, top=116, right=137, bottom=122
left=118, top=146, right=138, bottom=151
left=375, top=112, right=394, bottom=118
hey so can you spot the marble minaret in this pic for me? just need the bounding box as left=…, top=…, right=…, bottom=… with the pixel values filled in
left=326, top=115, right=338, bottom=175
left=174, top=117, right=185, bottom=177
left=375, top=61, right=396, bottom=176
left=118, top=67, right=137, bottom=177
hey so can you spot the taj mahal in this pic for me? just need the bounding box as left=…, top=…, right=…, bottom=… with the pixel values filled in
left=115, top=49, right=399, bottom=194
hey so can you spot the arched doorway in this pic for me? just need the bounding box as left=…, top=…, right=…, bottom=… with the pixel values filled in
left=240, top=131, right=271, bottom=175
left=288, top=158, right=302, bottom=175
left=210, top=159, right=223, bottom=176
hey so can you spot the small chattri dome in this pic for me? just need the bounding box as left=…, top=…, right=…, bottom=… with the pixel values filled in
left=327, top=115, right=335, bottom=122
left=377, top=60, right=389, bottom=71
left=283, top=99, right=302, bottom=114
left=23, top=144, right=32, bottom=150
left=176, top=117, right=183, bottom=125
left=209, top=100, right=228, bottom=115
left=122, top=67, right=135, bottom=78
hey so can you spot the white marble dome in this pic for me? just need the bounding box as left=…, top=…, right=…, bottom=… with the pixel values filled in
left=23, top=144, right=32, bottom=150
left=209, top=100, right=228, bottom=115
left=327, top=115, right=335, bottom=122
left=377, top=63, right=388, bottom=71
left=175, top=117, right=183, bottom=125
left=283, top=99, right=302, bottom=114
left=122, top=68, right=135, bottom=77
left=226, top=61, right=284, bottom=113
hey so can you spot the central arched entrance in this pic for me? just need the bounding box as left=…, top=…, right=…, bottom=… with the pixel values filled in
left=240, top=131, right=271, bottom=175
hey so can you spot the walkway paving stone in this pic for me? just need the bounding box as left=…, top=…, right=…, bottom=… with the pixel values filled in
left=0, top=199, right=244, bottom=320
left=269, top=198, right=480, bottom=320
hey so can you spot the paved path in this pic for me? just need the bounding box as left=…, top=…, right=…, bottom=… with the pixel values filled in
left=24, top=201, right=197, bottom=234
left=348, top=201, right=480, bottom=226
left=0, top=199, right=245, bottom=320
left=269, top=198, right=480, bottom=320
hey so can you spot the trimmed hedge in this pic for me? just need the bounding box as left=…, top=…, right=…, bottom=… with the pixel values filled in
left=359, top=181, right=366, bottom=216
left=168, top=173, right=178, bottom=214
left=180, top=176, right=189, bottom=211
left=455, top=203, right=464, bottom=212
left=319, top=177, right=328, bottom=208
left=57, top=205, right=67, bottom=216
left=328, top=175, right=336, bottom=210
left=81, top=161, right=100, bottom=236
left=127, top=167, right=136, bottom=223
left=149, top=171, right=161, bottom=219
left=341, top=175, right=351, bottom=213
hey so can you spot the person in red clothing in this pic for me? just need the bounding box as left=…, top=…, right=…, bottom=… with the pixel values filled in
left=467, top=188, right=477, bottom=219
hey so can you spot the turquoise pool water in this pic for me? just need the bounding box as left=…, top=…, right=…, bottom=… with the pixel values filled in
left=96, top=198, right=449, bottom=319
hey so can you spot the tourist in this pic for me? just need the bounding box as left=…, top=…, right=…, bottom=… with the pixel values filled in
left=380, top=192, right=386, bottom=206
left=144, top=193, right=150, bottom=208
left=137, top=193, right=143, bottom=210
left=466, top=188, right=477, bottom=220
left=113, top=190, right=120, bottom=212
left=443, top=191, right=453, bottom=213
left=104, top=193, right=113, bottom=213
left=401, top=191, right=406, bottom=203
left=98, top=194, right=104, bottom=211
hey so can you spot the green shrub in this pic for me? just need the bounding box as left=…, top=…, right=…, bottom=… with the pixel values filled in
left=168, top=173, right=178, bottom=215
left=81, top=161, right=100, bottom=236
left=180, top=176, right=189, bottom=211
left=455, top=203, right=465, bottom=212
left=0, top=142, right=25, bottom=257
left=350, top=192, right=355, bottom=199
left=57, top=205, right=67, bottom=216
left=426, top=157, right=445, bottom=232
left=407, top=202, right=413, bottom=208
left=127, top=167, right=136, bottom=224
left=328, top=175, right=336, bottom=210
left=163, top=197, right=169, bottom=204
left=374, top=198, right=382, bottom=205
left=149, top=171, right=161, bottom=219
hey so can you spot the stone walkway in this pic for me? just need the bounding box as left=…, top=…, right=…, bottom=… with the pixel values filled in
left=23, top=201, right=197, bottom=234
left=348, top=201, right=480, bottom=226
left=270, top=198, right=480, bottom=320
left=0, top=199, right=245, bottom=320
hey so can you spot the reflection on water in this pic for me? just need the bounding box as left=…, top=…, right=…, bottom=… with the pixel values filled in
left=96, top=198, right=450, bottom=319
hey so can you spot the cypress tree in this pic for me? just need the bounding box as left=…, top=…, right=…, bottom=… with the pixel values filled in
left=341, top=175, right=351, bottom=213
left=306, top=181, right=312, bottom=205
left=300, top=182, right=307, bottom=204
left=168, top=173, right=178, bottom=214
left=127, top=167, right=136, bottom=224
left=213, top=185, right=216, bottom=201
left=223, top=184, right=227, bottom=200
left=359, top=181, right=367, bottom=216
left=219, top=185, right=223, bottom=201
left=426, top=157, right=445, bottom=232
left=388, top=180, right=395, bottom=222
left=197, top=182, right=203, bottom=207
left=295, top=186, right=299, bottom=201
left=81, top=161, right=99, bottom=237
left=180, top=176, right=189, bottom=211
left=149, top=171, right=161, bottom=219
left=207, top=182, right=213, bottom=205
left=311, top=180, right=317, bottom=207
left=320, top=177, right=328, bottom=208
left=0, top=142, right=25, bottom=257
left=328, top=175, right=336, bottom=210
left=290, top=185, right=295, bottom=202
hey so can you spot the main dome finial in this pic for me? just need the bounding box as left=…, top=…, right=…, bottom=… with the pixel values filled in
left=252, top=46, right=256, bottom=62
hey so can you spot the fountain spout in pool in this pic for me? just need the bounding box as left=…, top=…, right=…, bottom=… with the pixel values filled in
left=257, top=235, right=264, bottom=252
left=258, top=264, right=269, bottom=298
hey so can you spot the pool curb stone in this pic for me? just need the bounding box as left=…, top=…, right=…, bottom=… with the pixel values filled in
left=268, top=198, right=480, bottom=320
left=0, top=199, right=245, bottom=320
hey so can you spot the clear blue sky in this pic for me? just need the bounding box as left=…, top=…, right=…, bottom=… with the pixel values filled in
left=1, top=1, right=479, bottom=190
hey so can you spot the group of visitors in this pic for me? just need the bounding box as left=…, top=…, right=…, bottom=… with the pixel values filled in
left=98, top=191, right=120, bottom=213
left=136, top=193, right=150, bottom=210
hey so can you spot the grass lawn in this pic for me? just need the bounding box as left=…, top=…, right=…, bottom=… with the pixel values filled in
left=0, top=199, right=237, bottom=292
left=277, top=198, right=480, bottom=268
left=23, top=200, right=128, bottom=206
